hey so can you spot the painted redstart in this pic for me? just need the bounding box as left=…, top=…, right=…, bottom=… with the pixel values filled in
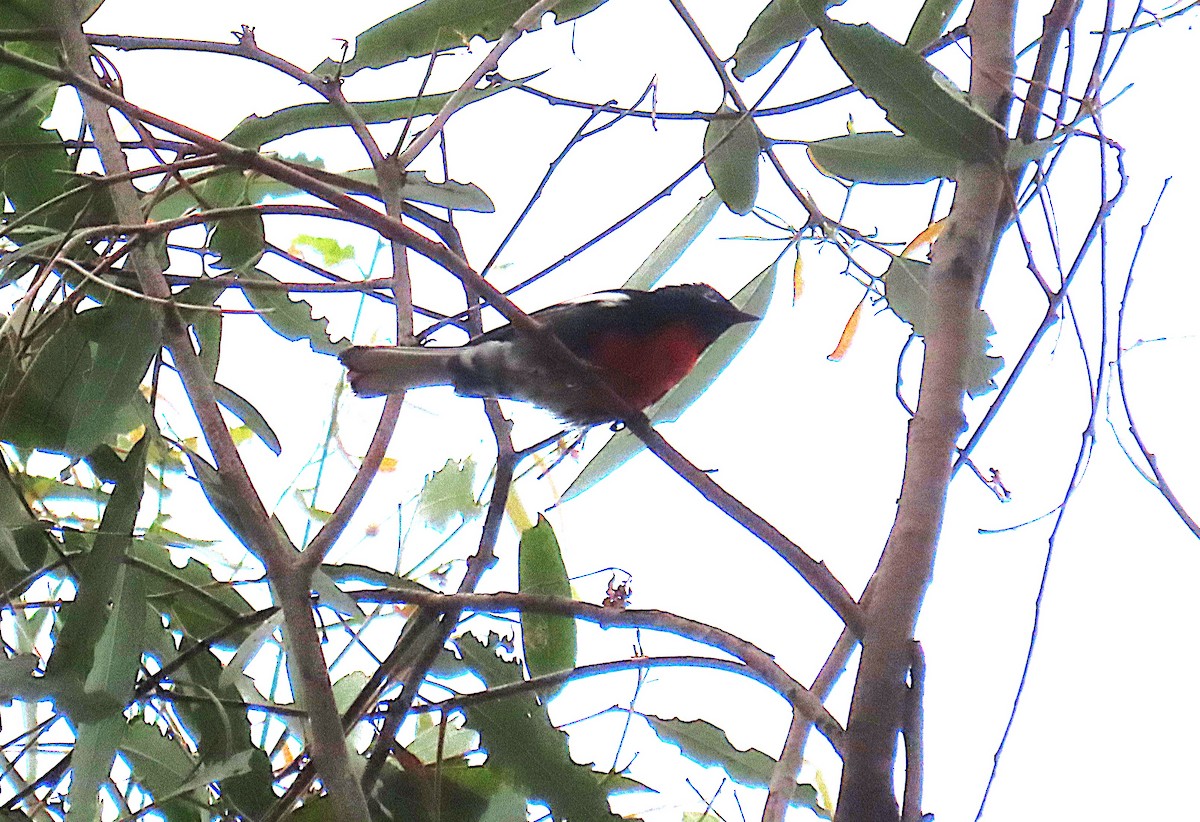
left=339, top=283, right=758, bottom=425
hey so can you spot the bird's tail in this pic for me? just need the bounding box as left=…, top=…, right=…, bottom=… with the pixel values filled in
left=339, top=345, right=460, bottom=398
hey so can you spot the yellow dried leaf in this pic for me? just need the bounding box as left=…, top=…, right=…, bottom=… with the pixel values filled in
left=902, top=219, right=946, bottom=259
left=792, top=252, right=805, bottom=304
left=378, top=457, right=398, bottom=473
left=828, top=298, right=865, bottom=361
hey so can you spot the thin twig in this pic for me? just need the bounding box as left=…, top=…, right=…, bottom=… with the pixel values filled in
left=353, top=588, right=845, bottom=750
left=392, top=0, right=565, bottom=169
left=1116, top=181, right=1197, bottom=537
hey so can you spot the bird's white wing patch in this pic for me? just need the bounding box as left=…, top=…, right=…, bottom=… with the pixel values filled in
left=558, top=291, right=631, bottom=309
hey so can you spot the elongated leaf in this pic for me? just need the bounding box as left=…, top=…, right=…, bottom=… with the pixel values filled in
left=120, top=720, right=205, bottom=822
left=455, top=632, right=622, bottom=821
left=0, top=451, right=53, bottom=591
left=172, top=640, right=276, bottom=818
left=645, top=715, right=831, bottom=816
left=731, top=0, right=833, bottom=81
left=128, top=538, right=258, bottom=643
left=213, top=382, right=282, bottom=456
left=238, top=267, right=348, bottom=356
left=703, top=108, right=763, bottom=215
left=0, top=297, right=162, bottom=456
left=624, top=189, right=722, bottom=291
left=314, top=0, right=609, bottom=77
left=562, top=262, right=775, bottom=502
left=225, top=77, right=531, bottom=149
left=815, top=18, right=998, bottom=162
left=55, top=440, right=147, bottom=821
left=906, top=0, right=965, bottom=52
left=644, top=715, right=777, bottom=787
left=518, top=515, right=575, bottom=692
left=808, top=131, right=957, bottom=184
left=47, top=439, right=147, bottom=684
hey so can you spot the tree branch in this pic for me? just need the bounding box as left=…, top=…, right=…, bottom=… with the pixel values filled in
left=836, top=2, right=1015, bottom=816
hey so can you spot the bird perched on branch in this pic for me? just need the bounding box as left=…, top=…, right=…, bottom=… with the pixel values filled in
left=339, top=283, right=757, bottom=426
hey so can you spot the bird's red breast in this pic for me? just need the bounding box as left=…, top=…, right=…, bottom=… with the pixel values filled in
left=586, top=321, right=714, bottom=410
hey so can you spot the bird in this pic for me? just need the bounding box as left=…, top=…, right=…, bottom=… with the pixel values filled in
left=339, top=283, right=758, bottom=426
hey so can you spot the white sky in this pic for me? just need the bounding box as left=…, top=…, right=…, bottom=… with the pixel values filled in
left=17, top=0, right=1200, bottom=819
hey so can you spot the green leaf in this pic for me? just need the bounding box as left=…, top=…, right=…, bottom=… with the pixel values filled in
left=905, top=0, right=965, bottom=52
left=174, top=279, right=230, bottom=381
left=71, top=715, right=130, bottom=820
left=128, top=537, right=258, bottom=644
left=408, top=712, right=479, bottom=763
left=644, top=716, right=831, bottom=816
left=0, top=451, right=54, bottom=591
left=807, top=132, right=958, bottom=184
left=225, top=78, right=530, bottom=150
left=0, top=114, right=76, bottom=230
left=183, top=449, right=264, bottom=551
left=171, top=639, right=275, bottom=818
left=416, top=458, right=483, bottom=531
left=883, top=256, right=1003, bottom=396
left=644, top=715, right=776, bottom=787
left=368, top=762, right=491, bottom=822
left=266, top=167, right=496, bottom=213
left=0, top=654, right=39, bottom=699
left=239, top=267, right=348, bottom=356
left=120, top=720, right=205, bottom=822
left=518, top=515, right=575, bottom=693
left=46, top=439, right=147, bottom=685
left=210, top=213, right=266, bottom=272
left=455, top=632, right=622, bottom=821
left=562, top=261, right=774, bottom=502
left=703, top=108, right=763, bottom=216
left=292, top=234, right=356, bottom=268
left=213, top=382, right=282, bottom=456
left=54, top=440, right=148, bottom=822
left=313, top=0, right=609, bottom=78
left=730, top=0, right=835, bottom=81
left=624, top=189, right=722, bottom=291
left=815, top=18, right=998, bottom=162
left=0, top=296, right=162, bottom=456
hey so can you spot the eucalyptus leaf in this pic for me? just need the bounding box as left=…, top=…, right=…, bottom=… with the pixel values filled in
left=731, top=0, right=838, bottom=81
left=518, top=515, right=575, bottom=694
left=808, top=132, right=958, bottom=184
left=624, top=189, right=722, bottom=291
left=315, top=0, right=609, bottom=78
left=703, top=108, right=764, bottom=215
left=815, top=18, right=998, bottom=162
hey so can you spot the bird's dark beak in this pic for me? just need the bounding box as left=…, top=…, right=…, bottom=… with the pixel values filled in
left=730, top=309, right=759, bottom=325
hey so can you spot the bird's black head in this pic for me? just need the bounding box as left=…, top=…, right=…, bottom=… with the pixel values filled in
left=649, top=283, right=759, bottom=338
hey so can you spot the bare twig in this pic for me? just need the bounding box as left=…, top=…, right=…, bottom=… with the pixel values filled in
left=392, top=0, right=565, bottom=168
left=1115, top=180, right=1198, bottom=539
left=354, top=588, right=845, bottom=749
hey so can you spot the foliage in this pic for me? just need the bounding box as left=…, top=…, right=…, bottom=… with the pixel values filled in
left=0, top=1, right=1181, bottom=821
